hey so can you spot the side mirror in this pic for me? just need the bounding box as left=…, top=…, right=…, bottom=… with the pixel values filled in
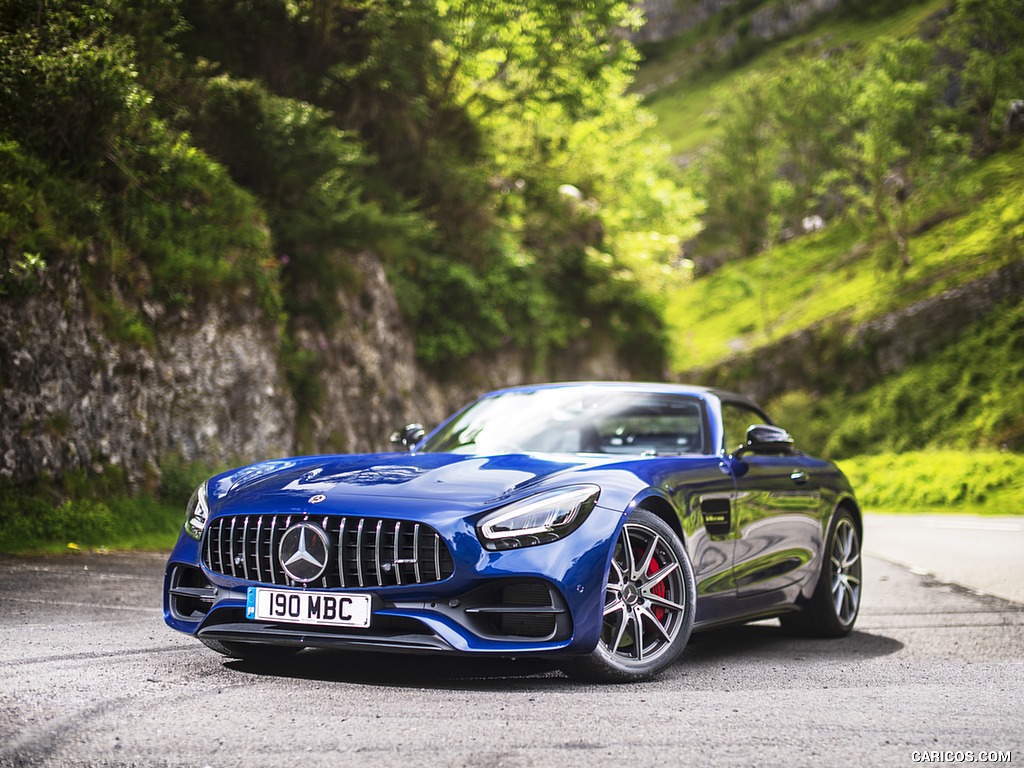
left=735, top=424, right=795, bottom=457
left=390, top=423, right=425, bottom=452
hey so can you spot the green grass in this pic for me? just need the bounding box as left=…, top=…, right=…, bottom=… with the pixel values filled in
left=840, top=451, right=1024, bottom=515
left=766, top=295, right=1024, bottom=459
left=664, top=145, right=1024, bottom=372
left=0, top=460, right=211, bottom=555
left=0, top=494, right=183, bottom=554
left=640, top=0, right=946, bottom=157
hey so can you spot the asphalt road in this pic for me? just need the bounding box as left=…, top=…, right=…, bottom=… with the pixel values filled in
left=863, top=514, right=1024, bottom=603
left=1, top=536, right=1022, bottom=767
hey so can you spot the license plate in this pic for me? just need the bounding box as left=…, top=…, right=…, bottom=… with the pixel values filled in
left=246, top=587, right=371, bottom=628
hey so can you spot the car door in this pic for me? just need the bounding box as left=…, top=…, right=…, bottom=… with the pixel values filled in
left=606, top=395, right=738, bottom=625
left=670, top=462, right=738, bottom=624
left=720, top=401, right=824, bottom=598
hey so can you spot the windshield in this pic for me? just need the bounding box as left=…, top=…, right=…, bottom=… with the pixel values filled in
left=420, top=388, right=707, bottom=456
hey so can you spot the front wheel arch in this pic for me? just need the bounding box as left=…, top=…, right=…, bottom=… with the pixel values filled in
left=632, top=492, right=687, bottom=552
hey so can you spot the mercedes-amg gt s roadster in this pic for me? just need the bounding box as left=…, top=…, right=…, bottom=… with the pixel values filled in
left=164, top=382, right=862, bottom=681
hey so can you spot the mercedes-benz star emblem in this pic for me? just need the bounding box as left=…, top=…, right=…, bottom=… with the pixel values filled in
left=308, top=494, right=326, bottom=504
left=278, top=522, right=330, bottom=583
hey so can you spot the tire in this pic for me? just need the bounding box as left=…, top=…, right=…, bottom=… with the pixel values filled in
left=199, top=637, right=301, bottom=662
left=780, top=508, right=862, bottom=637
left=563, top=509, right=696, bottom=683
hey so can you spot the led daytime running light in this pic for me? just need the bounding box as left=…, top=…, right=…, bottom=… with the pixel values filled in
left=184, top=481, right=210, bottom=541
left=479, top=485, right=600, bottom=551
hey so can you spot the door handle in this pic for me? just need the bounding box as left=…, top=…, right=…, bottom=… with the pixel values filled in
left=790, top=470, right=809, bottom=484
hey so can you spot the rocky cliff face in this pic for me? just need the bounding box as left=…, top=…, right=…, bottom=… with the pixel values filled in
left=300, top=251, right=632, bottom=455
left=631, top=0, right=735, bottom=44
left=0, top=251, right=631, bottom=488
left=0, top=260, right=295, bottom=485
left=633, top=0, right=841, bottom=50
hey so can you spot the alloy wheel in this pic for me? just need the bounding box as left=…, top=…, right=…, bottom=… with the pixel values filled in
left=600, top=521, right=688, bottom=664
left=830, top=517, right=861, bottom=627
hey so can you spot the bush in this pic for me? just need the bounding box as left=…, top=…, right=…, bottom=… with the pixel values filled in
left=0, top=0, right=140, bottom=176
left=840, top=451, right=1024, bottom=514
left=0, top=464, right=199, bottom=553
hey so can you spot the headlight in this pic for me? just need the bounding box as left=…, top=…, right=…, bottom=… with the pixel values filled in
left=183, top=482, right=210, bottom=541
left=477, top=485, right=600, bottom=551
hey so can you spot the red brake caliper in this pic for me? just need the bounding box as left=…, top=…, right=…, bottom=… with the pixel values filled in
left=648, top=556, right=666, bottom=621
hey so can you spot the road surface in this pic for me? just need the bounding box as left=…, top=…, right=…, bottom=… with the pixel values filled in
left=0, top=525, right=1021, bottom=767
left=864, top=514, right=1024, bottom=603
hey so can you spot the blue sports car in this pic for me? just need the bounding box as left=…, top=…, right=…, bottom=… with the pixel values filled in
left=164, top=382, right=862, bottom=681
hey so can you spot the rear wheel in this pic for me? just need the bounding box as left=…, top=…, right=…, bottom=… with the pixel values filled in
left=781, top=508, right=861, bottom=637
left=563, top=509, right=695, bottom=682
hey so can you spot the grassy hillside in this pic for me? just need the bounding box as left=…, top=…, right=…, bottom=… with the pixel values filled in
left=639, top=0, right=946, bottom=158
left=638, top=0, right=1024, bottom=513
left=664, top=147, right=1024, bottom=372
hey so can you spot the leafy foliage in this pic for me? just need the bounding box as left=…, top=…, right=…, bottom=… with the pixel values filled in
left=1, top=0, right=693, bottom=384
left=686, top=0, right=1024, bottom=279
left=840, top=451, right=1024, bottom=514
left=166, top=0, right=691, bottom=372
left=699, top=72, right=780, bottom=257
left=0, top=0, right=139, bottom=175
left=0, top=466, right=186, bottom=553
left=697, top=35, right=971, bottom=268
left=838, top=38, right=968, bottom=268
left=939, top=0, right=1024, bottom=149
left=0, top=0, right=283, bottom=322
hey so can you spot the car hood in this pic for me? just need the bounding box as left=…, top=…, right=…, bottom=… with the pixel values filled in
left=209, top=452, right=619, bottom=511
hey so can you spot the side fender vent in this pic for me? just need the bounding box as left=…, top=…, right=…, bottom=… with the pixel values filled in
left=700, top=496, right=732, bottom=537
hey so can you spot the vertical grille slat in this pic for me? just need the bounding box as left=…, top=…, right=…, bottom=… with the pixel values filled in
left=202, top=513, right=454, bottom=589
left=393, top=521, right=402, bottom=587
left=413, top=524, right=422, bottom=584
left=321, top=517, right=330, bottom=588
left=241, top=517, right=251, bottom=581
left=228, top=517, right=238, bottom=578
left=337, top=518, right=347, bottom=588
left=373, top=520, right=383, bottom=587
left=268, top=516, right=277, bottom=585
left=217, top=518, right=226, bottom=574
left=254, top=516, right=264, bottom=583
left=355, top=518, right=366, bottom=587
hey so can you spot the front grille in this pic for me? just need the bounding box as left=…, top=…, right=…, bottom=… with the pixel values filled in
left=202, top=514, right=455, bottom=588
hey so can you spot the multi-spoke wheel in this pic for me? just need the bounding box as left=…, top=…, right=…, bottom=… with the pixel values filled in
left=781, top=508, right=862, bottom=637
left=564, top=509, right=695, bottom=682
left=830, top=515, right=862, bottom=627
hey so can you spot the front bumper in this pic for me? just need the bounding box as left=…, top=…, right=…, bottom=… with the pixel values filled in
left=164, top=503, right=623, bottom=657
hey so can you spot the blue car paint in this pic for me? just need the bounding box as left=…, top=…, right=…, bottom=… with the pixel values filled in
left=164, top=476, right=626, bottom=654
left=164, top=382, right=860, bottom=659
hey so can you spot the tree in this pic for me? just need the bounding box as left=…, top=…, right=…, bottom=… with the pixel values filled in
left=429, top=0, right=641, bottom=123
left=700, top=73, right=780, bottom=258
left=770, top=56, right=854, bottom=225
left=940, top=0, right=1024, bottom=151
left=842, top=38, right=962, bottom=269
